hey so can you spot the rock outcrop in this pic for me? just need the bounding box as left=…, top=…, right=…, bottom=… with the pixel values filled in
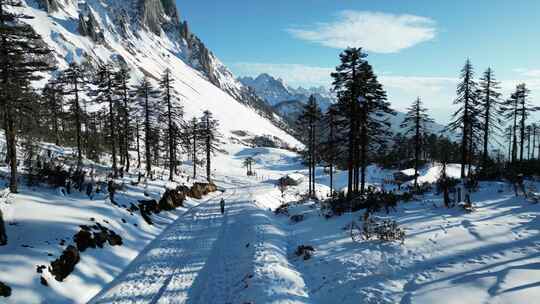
left=188, top=182, right=217, bottom=199
left=73, top=224, right=123, bottom=252
left=159, top=188, right=186, bottom=211
left=138, top=0, right=167, bottom=35
left=49, top=245, right=80, bottom=282
left=36, top=0, right=59, bottom=12
left=78, top=5, right=105, bottom=44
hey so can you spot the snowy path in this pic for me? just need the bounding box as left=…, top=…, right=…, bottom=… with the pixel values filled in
left=90, top=180, right=310, bottom=304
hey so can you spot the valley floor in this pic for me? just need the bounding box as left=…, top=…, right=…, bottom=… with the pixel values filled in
left=2, top=145, right=540, bottom=303
left=91, top=178, right=540, bottom=304
left=90, top=176, right=310, bottom=304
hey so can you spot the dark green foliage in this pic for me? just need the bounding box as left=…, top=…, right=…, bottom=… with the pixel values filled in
left=0, top=0, right=54, bottom=192
left=200, top=110, right=222, bottom=182
left=331, top=47, right=395, bottom=196
left=92, top=63, right=119, bottom=176
left=436, top=176, right=460, bottom=194
left=361, top=216, right=405, bottom=243
left=400, top=97, right=434, bottom=187
left=132, top=76, right=159, bottom=177
left=326, top=188, right=404, bottom=216
left=58, top=63, right=89, bottom=168
left=448, top=59, right=481, bottom=179
left=477, top=68, right=503, bottom=166
left=158, top=68, right=183, bottom=181
left=297, top=95, right=321, bottom=197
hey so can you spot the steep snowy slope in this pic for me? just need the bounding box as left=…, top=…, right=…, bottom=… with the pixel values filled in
left=17, top=0, right=299, bottom=147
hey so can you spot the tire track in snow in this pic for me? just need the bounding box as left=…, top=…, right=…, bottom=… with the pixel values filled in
left=89, top=189, right=235, bottom=304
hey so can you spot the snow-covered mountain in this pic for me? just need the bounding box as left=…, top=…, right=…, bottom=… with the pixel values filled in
left=238, top=73, right=335, bottom=120
left=238, top=73, right=451, bottom=137
left=18, top=0, right=298, bottom=147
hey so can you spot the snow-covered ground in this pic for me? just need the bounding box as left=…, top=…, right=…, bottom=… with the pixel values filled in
left=285, top=179, right=540, bottom=304
left=3, top=144, right=540, bottom=304
left=0, top=171, right=219, bottom=303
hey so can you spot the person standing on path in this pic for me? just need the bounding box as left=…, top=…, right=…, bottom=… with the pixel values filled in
left=220, top=198, right=225, bottom=215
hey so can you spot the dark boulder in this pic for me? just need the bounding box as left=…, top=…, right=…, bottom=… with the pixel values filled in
left=93, top=230, right=108, bottom=248
left=107, top=230, right=123, bottom=246
left=290, top=214, right=304, bottom=223
left=40, top=276, right=48, bottom=287
left=0, top=209, right=6, bottom=246
left=0, top=281, right=11, bottom=297
left=188, top=182, right=217, bottom=199
left=138, top=199, right=159, bottom=225
left=73, top=229, right=95, bottom=252
left=139, top=199, right=160, bottom=214
left=49, top=245, right=80, bottom=282
left=295, top=245, right=315, bottom=260
left=159, top=189, right=186, bottom=211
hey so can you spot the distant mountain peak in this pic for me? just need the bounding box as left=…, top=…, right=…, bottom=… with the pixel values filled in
left=238, top=73, right=335, bottom=107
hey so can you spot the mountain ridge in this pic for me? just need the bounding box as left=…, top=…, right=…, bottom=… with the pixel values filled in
left=19, top=0, right=300, bottom=147
left=239, top=73, right=450, bottom=136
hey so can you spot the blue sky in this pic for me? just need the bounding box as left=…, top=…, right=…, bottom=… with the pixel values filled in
left=178, top=0, right=540, bottom=122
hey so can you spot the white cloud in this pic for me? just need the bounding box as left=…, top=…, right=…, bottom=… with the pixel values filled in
left=287, top=11, right=437, bottom=53
left=513, top=68, right=540, bottom=78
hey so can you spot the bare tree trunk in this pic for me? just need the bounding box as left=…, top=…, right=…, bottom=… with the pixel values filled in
left=108, top=94, right=117, bottom=178
left=144, top=90, right=151, bottom=177
left=74, top=80, right=83, bottom=170
left=7, top=114, right=17, bottom=193
left=193, top=130, right=197, bottom=179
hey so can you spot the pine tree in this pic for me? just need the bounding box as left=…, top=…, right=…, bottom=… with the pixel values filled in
left=297, top=95, right=321, bottom=197
left=515, top=84, right=535, bottom=162
left=243, top=157, right=254, bottom=176
left=477, top=68, right=503, bottom=166
left=159, top=68, right=183, bottom=181
left=200, top=110, right=221, bottom=182
left=133, top=76, right=158, bottom=178
left=504, top=90, right=520, bottom=163
left=448, top=59, right=479, bottom=178
left=331, top=48, right=366, bottom=196
left=400, top=97, right=434, bottom=187
left=532, top=123, right=539, bottom=160
left=59, top=63, right=89, bottom=169
left=331, top=47, right=395, bottom=196
left=42, top=79, right=64, bottom=146
left=113, top=64, right=133, bottom=174
left=503, top=125, right=513, bottom=162
left=0, top=0, right=54, bottom=192
left=93, top=62, right=119, bottom=177
left=186, top=117, right=202, bottom=179
left=320, top=104, right=341, bottom=196
left=354, top=57, right=395, bottom=194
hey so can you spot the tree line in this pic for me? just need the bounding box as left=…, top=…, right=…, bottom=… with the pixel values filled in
left=298, top=47, right=538, bottom=199
left=0, top=0, right=222, bottom=193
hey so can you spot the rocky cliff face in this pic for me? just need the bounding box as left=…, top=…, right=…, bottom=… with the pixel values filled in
left=28, top=0, right=296, bottom=138
left=34, top=1, right=235, bottom=96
